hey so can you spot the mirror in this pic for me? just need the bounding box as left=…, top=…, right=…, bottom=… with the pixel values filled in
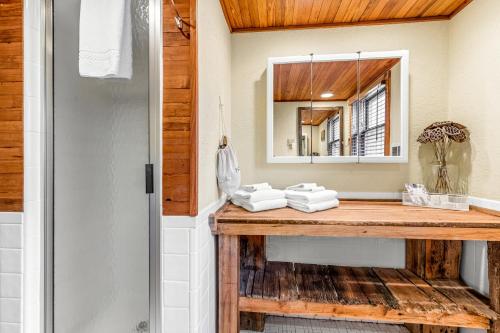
left=267, top=51, right=408, bottom=163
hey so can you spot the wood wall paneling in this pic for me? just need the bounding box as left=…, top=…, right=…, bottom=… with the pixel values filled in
left=0, top=0, right=23, bottom=212
left=163, top=0, right=198, bottom=216
left=219, top=0, right=473, bottom=33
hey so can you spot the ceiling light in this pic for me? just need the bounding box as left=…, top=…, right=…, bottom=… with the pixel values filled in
left=321, top=92, right=334, bottom=98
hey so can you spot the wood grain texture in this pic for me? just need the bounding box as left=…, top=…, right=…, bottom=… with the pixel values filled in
left=239, top=262, right=496, bottom=329
left=488, top=242, right=500, bottom=333
left=274, top=58, right=399, bottom=102
left=0, top=0, right=23, bottom=212
left=219, top=0, right=473, bottom=32
left=163, top=0, right=197, bottom=216
left=219, top=235, right=240, bottom=333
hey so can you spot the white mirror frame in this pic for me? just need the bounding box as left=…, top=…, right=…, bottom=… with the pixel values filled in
left=266, top=50, right=409, bottom=164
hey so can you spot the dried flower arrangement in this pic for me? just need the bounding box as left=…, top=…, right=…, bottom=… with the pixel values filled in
left=417, top=121, right=469, bottom=193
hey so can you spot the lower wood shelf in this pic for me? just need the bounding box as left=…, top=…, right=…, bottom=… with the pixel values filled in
left=239, top=262, right=497, bottom=329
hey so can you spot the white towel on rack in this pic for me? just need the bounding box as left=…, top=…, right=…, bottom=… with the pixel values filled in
left=79, top=0, right=133, bottom=79
left=287, top=199, right=339, bottom=213
left=232, top=198, right=287, bottom=213
left=285, top=189, right=338, bottom=204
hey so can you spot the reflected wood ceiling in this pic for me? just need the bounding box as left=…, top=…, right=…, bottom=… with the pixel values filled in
left=300, top=107, right=338, bottom=126
left=219, top=0, right=473, bottom=32
left=274, top=58, right=399, bottom=102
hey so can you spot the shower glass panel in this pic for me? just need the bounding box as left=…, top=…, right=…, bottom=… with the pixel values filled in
left=53, top=0, right=150, bottom=332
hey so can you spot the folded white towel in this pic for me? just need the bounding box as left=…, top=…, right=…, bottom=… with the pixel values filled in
left=285, top=189, right=338, bottom=204
left=288, top=199, right=339, bottom=213
left=233, top=189, right=285, bottom=203
left=286, top=185, right=326, bottom=192
left=286, top=183, right=317, bottom=191
left=241, top=183, right=272, bottom=192
left=232, top=198, right=287, bottom=212
left=79, top=0, right=132, bottom=79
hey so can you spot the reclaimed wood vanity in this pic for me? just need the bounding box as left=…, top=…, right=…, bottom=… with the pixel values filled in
left=210, top=201, right=500, bottom=333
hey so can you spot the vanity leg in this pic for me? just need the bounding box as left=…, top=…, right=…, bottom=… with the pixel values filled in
left=219, top=235, right=240, bottom=333
left=405, top=240, right=462, bottom=333
left=488, top=242, right=500, bottom=333
left=240, top=235, right=266, bottom=332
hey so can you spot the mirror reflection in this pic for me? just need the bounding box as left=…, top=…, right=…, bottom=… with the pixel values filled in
left=352, top=58, right=402, bottom=157
left=272, top=56, right=402, bottom=159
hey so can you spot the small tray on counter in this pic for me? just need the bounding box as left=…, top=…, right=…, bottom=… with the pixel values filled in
left=402, top=192, right=469, bottom=211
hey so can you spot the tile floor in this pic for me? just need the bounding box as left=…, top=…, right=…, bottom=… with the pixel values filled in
left=241, top=316, right=409, bottom=333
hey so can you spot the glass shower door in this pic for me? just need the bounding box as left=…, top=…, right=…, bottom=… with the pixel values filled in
left=53, top=0, right=150, bottom=331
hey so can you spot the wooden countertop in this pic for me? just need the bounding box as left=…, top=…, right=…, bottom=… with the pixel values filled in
left=210, top=201, right=500, bottom=241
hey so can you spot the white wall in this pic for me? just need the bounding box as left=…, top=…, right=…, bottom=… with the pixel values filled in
left=197, top=0, right=232, bottom=211
left=448, top=1, right=500, bottom=331
left=231, top=22, right=449, bottom=193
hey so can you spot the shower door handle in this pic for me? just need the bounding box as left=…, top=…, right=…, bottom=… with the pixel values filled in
left=145, top=164, right=154, bottom=194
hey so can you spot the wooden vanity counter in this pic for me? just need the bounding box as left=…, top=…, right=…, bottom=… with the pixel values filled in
left=211, top=201, right=500, bottom=240
left=210, top=201, right=500, bottom=333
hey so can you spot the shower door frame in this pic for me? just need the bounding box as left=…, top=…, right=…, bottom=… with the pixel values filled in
left=42, top=0, right=163, bottom=332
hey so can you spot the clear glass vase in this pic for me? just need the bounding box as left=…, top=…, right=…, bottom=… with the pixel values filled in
left=430, top=162, right=459, bottom=194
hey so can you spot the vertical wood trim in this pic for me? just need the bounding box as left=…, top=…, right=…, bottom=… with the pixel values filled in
left=0, top=0, right=23, bottom=212
left=488, top=242, right=500, bottom=333
left=240, top=236, right=266, bottom=331
left=405, top=240, right=462, bottom=333
left=384, top=71, right=391, bottom=156
left=189, top=0, right=198, bottom=216
left=219, top=235, right=240, bottom=333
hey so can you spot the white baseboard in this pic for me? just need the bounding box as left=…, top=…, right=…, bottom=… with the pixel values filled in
left=338, top=192, right=402, bottom=200
left=468, top=196, right=500, bottom=212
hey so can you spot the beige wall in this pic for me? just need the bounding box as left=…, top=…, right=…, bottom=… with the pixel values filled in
left=198, top=0, right=231, bottom=209
left=448, top=0, right=500, bottom=201
left=231, top=22, right=449, bottom=192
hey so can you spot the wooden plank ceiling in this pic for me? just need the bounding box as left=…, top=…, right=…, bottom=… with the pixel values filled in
left=0, top=0, right=23, bottom=212
left=300, top=108, right=338, bottom=126
left=219, top=0, right=473, bottom=32
left=274, top=58, right=399, bottom=102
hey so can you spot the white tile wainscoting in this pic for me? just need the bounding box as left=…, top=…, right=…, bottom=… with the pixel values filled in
left=162, top=197, right=226, bottom=333
left=0, top=213, right=23, bottom=333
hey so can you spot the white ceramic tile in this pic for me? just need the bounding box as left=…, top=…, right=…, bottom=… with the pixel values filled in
left=0, top=299, right=21, bottom=323
left=0, top=226, right=22, bottom=249
left=163, top=281, right=189, bottom=308
left=189, top=227, right=200, bottom=253
left=0, top=274, right=22, bottom=298
left=24, top=167, right=41, bottom=202
left=23, top=201, right=41, bottom=237
left=24, top=96, right=41, bottom=133
left=164, top=308, right=189, bottom=333
left=189, top=288, right=200, bottom=331
left=189, top=250, right=200, bottom=290
left=24, top=63, right=40, bottom=98
left=0, top=323, right=21, bottom=333
left=163, top=228, right=190, bottom=254
left=24, top=132, right=41, bottom=168
left=163, top=254, right=189, bottom=282
left=0, top=250, right=22, bottom=274
left=0, top=214, right=22, bottom=225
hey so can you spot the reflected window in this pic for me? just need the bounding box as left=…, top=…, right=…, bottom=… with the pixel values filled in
left=327, top=115, right=341, bottom=156
left=351, top=83, right=387, bottom=156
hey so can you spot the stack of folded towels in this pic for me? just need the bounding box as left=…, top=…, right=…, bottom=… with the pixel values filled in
left=285, top=183, right=339, bottom=213
left=231, top=183, right=287, bottom=212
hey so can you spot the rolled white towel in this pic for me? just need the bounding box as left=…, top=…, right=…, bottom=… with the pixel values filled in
left=286, top=183, right=317, bottom=191
left=232, top=198, right=287, bottom=213
left=233, top=189, right=285, bottom=203
left=287, top=199, right=339, bottom=213
left=241, top=183, right=272, bottom=192
left=285, top=189, right=338, bottom=204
